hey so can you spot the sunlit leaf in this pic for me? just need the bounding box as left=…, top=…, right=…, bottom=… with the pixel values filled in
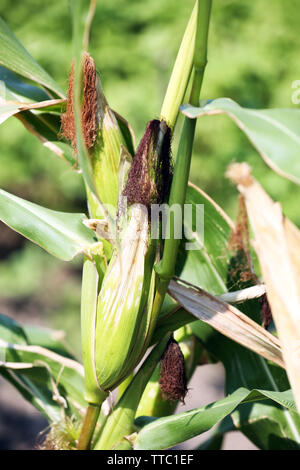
left=0, top=314, right=85, bottom=422
left=0, top=189, right=96, bottom=261
left=134, top=387, right=297, bottom=449
left=16, top=110, right=76, bottom=167
left=0, top=17, right=65, bottom=98
left=182, top=98, right=300, bottom=184
left=0, top=66, right=50, bottom=102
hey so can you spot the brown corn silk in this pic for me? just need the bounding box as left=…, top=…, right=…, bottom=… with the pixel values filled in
left=123, top=119, right=172, bottom=210
left=158, top=337, right=188, bottom=403
left=60, top=53, right=98, bottom=151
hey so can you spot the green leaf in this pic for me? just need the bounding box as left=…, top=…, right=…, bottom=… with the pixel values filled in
left=152, top=183, right=234, bottom=344
left=229, top=355, right=300, bottom=448
left=191, top=314, right=300, bottom=449
left=134, top=387, right=298, bottom=450
left=22, top=324, right=74, bottom=359
left=0, top=68, right=75, bottom=166
left=154, top=183, right=233, bottom=337
left=0, top=314, right=85, bottom=422
left=0, top=367, right=63, bottom=423
left=232, top=400, right=300, bottom=450
left=181, top=98, right=300, bottom=185
left=17, top=110, right=77, bottom=167
left=134, top=387, right=247, bottom=450
left=195, top=417, right=233, bottom=450
left=0, top=17, right=65, bottom=98
left=0, top=188, right=96, bottom=261
left=176, top=183, right=233, bottom=295
left=0, top=313, right=28, bottom=345
left=0, top=66, right=50, bottom=102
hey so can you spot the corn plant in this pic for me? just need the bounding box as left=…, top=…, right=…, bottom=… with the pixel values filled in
left=1, top=0, right=300, bottom=451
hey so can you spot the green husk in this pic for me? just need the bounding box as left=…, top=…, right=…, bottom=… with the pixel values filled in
left=80, top=257, right=108, bottom=406
left=160, top=2, right=197, bottom=129
left=93, top=203, right=155, bottom=390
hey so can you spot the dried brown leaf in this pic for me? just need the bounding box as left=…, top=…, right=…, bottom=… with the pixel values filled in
left=168, top=279, right=284, bottom=368
left=227, top=162, right=300, bottom=412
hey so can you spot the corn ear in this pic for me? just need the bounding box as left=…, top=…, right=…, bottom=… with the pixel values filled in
left=83, top=119, right=172, bottom=402
left=61, top=53, right=132, bottom=219
left=89, top=75, right=128, bottom=217
left=94, top=203, right=154, bottom=390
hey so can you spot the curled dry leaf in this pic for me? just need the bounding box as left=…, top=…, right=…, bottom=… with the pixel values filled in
left=227, top=162, right=300, bottom=412
left=168, top=279, right=284, bottom=368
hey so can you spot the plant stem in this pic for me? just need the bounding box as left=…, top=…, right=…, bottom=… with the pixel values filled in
left=154, top=0, right=212, bottom=307
left=189, top=0, right=212, bottom=107
left=77, top=404, right=100, bottom=450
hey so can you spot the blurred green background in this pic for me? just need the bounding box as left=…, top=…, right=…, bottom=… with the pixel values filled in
left=0, top=0, right=300, bottom=356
